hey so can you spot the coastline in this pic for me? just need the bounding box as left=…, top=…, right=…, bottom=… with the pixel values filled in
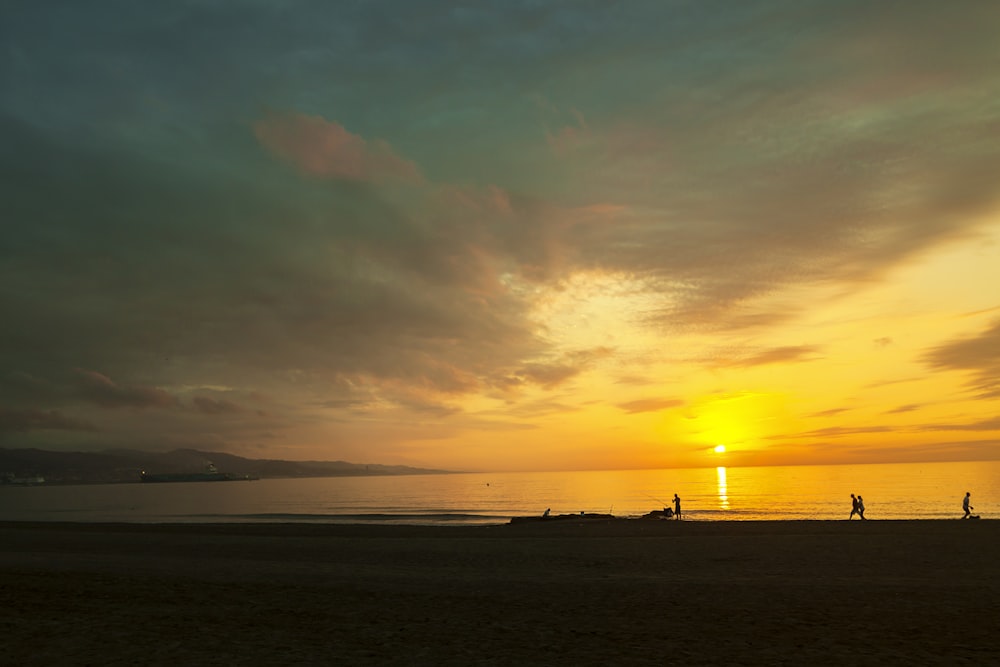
left=3, top=520, right=997, bottom=664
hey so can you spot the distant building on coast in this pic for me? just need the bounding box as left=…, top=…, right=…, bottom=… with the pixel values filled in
left=2, top=473, right=46, bottom=485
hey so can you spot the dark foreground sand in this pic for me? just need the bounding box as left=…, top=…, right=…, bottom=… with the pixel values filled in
left=2, top=519, right=997, bottom=665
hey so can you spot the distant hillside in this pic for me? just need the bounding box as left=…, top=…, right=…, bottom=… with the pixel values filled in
left=0, top=447, right=452, bottom=484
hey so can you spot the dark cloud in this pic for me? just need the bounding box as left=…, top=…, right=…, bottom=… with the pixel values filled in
left=1, top=368, right=176, bottom=415
left=506, top=347, right=613, bottom=390
left=191, top=396, right=244, bottom=415
left=0, top=113, right=542, bottom=401
left=922, top=320, right=1000, bottom=398
left=0, top=408, right=98, bottom=434
left=71, top=370, right=177, bottom=409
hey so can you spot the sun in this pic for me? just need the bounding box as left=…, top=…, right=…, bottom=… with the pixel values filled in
left=714, top=444, right=727, bottom=454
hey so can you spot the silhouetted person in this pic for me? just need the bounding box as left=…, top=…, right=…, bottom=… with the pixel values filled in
left=857, top=495, right=866, bottom=520
left=543, top=508, right=550, bottom=518
left=673, top=493, right=681, bottom=520
left=963, top=492, right=973, bottom=519
left=850, top=494, right=859, bottom=520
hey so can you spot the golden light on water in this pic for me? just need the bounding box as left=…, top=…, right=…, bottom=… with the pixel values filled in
left=717, top=466, right=730, bottom=511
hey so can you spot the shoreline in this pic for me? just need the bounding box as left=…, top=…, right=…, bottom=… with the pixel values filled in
left=3, top=520, right=997, bottom=664
left=0, top=515, right=989, bottom=531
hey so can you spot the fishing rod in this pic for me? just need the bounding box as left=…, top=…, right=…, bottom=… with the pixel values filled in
left=644, top=492, right=668, bottom=506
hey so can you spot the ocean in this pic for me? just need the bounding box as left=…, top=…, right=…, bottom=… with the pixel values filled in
left=1, top=460, right=996, bottom=525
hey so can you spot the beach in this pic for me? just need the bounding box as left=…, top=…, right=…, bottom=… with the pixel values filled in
left=2, top=520, right=997, bottom=665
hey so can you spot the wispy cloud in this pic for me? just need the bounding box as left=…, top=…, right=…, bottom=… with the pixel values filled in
left=885, top=404, right=921, bottom=415
left=616, top=398, right=684, bottom=414
left=923, top=320, right=1000, bottom=398
left=254, top=112, right=422, bottom=184
left=505, top=347, right=614, bottom=390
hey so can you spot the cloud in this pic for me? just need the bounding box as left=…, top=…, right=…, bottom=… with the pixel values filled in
left=254, top=112, right=422, bottom=184
left=505, top=347, right=613, bottom=389
left=914, top=416, right=1000, bottom=433
left=777, top=416, right=1000, bottom=441
left=809, top=408, right=851, bottom=418
left=707, top=345, right=821, bottom=369
left=616, top=398, right=684, bottom=414
left=507, top=363, right=579, bottom=389
left=769, top=425, right=894, bottom=440
left=192, top=396, right=244, bottom=415
left=0, top=408, right=98, bottom=434
left=922, top=320, right=1000, bottom=398
left=546, top=108, right=589, bottom=155
left=72, top=370, right=177, bottom=409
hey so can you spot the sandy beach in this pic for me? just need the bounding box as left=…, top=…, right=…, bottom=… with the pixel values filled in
left=2, top=519, right=997, bottom=665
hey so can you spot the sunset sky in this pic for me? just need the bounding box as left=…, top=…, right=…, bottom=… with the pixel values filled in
left=2, top=1, right=999, bottom=471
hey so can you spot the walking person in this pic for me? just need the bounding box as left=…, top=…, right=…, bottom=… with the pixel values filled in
left=849, top=493, right=859, bottom=519
left=857, top=495, right=866, bottom=520
left=673, top=493, right=682, bottom=520
left=963, top=492, right=973, bottom=519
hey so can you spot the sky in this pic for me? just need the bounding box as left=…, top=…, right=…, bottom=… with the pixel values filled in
left=2, top=1, right=999, bottom=472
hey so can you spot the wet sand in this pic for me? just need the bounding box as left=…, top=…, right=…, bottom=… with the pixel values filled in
left=2, top=519, right=997, bottom=665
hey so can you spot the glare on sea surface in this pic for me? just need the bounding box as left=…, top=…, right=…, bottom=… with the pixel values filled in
left=716, top=466, right=730, bottom=511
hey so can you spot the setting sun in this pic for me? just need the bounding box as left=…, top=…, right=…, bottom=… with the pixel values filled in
left=714, top=445, right=727, bottom=454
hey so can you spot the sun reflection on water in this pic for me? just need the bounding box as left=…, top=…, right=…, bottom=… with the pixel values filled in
left=717, top=466, right=730, bottom=511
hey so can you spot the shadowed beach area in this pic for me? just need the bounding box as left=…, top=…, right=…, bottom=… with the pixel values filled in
left=2, top=519, right=997, bottom=665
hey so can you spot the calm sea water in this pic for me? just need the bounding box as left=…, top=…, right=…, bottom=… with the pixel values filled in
left=1, top=460, right=996, bottom=525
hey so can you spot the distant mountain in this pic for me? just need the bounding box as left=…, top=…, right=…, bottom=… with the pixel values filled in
left=0, top=447, right=452, bottom=484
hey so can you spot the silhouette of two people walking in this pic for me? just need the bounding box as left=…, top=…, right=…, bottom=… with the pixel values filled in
left=849, top=493, right=866, bottom=520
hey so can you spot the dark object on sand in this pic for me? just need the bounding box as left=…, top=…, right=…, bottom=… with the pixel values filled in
left=509, top=512, right=616, bottom=525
